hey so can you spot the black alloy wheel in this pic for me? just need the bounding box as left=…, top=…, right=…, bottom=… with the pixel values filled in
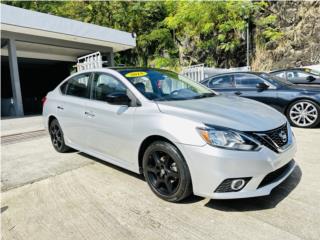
left=49, top=119, right=70, bottom=153
left=142, top=141, right=192, bottom=202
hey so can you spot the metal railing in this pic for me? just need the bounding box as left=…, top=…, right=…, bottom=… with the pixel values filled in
left=181, top=64, right=205, bottom=82
left=181, top=64, right=250, bottom=81
left=76, top=52, right=108, bottom=72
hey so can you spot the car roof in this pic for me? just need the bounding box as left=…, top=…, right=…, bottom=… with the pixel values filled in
left=201, top=71, right=263, bottom=82
left=110, top=67, right=173, bottom=72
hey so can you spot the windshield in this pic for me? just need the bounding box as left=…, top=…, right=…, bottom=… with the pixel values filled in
left=260, top=73, right=293, bottom=86
left=118, top=69, right=216, bottom=101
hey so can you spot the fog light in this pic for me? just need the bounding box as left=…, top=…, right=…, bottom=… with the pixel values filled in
left=214, top=177, right=251, bottom=193
left=231, top=179, right=246, bottom=191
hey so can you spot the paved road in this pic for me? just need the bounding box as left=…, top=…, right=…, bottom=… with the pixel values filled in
left=1, top=128, right=320, bottom=240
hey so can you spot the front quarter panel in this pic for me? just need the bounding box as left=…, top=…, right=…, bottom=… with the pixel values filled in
left=275, top=87, right=320, bottom=113
left=133, top=102, right=206, bottom=147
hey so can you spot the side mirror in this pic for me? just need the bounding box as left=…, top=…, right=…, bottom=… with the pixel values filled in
left=306, top=76, right=316, bottom=82
left=256, top=82, right=269, bottom=90
left=105, top=92, right=131, bottom=106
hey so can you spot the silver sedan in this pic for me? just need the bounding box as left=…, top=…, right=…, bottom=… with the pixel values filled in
left=43, top=68, right=297, bottom=202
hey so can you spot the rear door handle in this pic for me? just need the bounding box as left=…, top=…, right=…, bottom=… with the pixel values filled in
left=84, top=111, right=95, bottom=117
left=57, top=106, right=64, bottom=110
left=235, top=91, right=242, bottom=96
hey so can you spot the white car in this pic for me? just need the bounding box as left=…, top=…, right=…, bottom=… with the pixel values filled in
left=43, top=68, right=297, bottom=202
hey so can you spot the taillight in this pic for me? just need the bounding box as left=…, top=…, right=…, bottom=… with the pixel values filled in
left=41, top=96, right=47, bottom=107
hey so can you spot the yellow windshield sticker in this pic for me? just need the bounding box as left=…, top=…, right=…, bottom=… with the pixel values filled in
left=125, top=71, right=148, bottom=78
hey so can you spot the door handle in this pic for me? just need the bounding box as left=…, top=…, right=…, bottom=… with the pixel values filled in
left=235, top=91, right=242, bottom=96
left=84, top=111, right=95, bottom=117
left=57, top=106, right=64, bottom=110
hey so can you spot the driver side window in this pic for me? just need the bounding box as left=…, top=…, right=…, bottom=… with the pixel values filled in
left=92, top=73, right=127, bottom=102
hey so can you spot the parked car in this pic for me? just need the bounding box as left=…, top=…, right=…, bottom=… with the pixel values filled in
left=43, top=68, right=296, bottom=202
left=270, top=68, right=320, bottom=85
left=201, top=72, right=320, bottom=128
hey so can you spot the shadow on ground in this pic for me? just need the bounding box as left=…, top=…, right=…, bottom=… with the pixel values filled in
left=1, top=206, right=9, bottom=213
left=78, top=152, right=204, bottom=204
left=205, top=165, right=302, bottom=212
left=78, top=152, right=145, bottom=181
left=78, top=152, right=302, bottom=209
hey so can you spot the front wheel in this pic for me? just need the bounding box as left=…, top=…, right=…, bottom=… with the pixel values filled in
left=287, top=100, right=320, bottom=128
left=49, top=119, right=70, bottom=153
left=142, top=141, right=192, bottom=202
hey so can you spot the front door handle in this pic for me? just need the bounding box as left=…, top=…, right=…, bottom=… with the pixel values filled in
left=235, top=91, right=242, bottom=96
left=84, top=111, right=95, bottom=117
left=57, top=106, right=64, bottom=110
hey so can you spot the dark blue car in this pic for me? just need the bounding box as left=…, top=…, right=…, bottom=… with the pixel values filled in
left=201, top=72, right=320, bottom=128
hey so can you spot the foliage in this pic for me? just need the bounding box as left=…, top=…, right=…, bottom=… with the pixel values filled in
left=3, top=0, right=283, bottom=68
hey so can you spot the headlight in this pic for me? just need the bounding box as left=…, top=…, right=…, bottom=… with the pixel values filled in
left=197, top=125, right=261, bottom=151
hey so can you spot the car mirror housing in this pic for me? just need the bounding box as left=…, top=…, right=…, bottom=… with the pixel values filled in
left=306, top=76, right=316, bottom=82
left=256, top=82, right=269, bottom=90
left=105, top=92, right=131, bottom=106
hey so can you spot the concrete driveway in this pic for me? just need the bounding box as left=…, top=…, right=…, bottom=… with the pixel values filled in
left=1, top=123, right=320, bottom=240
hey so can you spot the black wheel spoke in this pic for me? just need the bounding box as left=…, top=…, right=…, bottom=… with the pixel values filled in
left=154, top=178, right=162, bottom=188
left=152, top=152, right=161, bottom=166
left=164, top=177, right=173, bottom=193
left=50, top=122, right=64, bottom=150
left=145, top=150, right=181, bottom=196
left=167, top=170, right=179, bottom=179
left=146, top=165, right=158, bottom=174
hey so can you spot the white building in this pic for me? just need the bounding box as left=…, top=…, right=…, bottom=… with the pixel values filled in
left=1, top=4, right=136, bottom=116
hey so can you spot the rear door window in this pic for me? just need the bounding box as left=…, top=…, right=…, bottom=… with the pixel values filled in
left=65, top=73, right=91, bottom=98
left=209, top=75, right=233, bottom=88
left=286, top=70, right=309, bottom=80
left=273, top=71, right=286, bottom=79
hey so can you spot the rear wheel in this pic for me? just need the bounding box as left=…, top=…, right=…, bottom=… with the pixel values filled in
left=142, top=141, right=192, bottom=202
left=287, top=100, right=320, bottom=128
left=49, top=119, right=70, bottom=153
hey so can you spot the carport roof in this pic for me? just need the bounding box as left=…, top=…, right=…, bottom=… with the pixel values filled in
left=0, top=4, right=136, bottom=52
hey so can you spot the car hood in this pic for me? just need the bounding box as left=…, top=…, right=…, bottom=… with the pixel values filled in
left=156, top=95, right=287, bottom=132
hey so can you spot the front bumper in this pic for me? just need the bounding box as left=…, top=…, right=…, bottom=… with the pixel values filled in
left=177, top=136, right=297, bottom=199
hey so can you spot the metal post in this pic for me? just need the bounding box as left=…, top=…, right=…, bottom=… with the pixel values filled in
left=246, top=21, right=250, bottom=68
left=108, top=51, right=114, bottom=67
left=7, top=38, right=24, bottom=116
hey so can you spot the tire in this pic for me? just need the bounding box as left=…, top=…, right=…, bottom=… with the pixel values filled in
left=49, top=119, right=70, bottom=153
left=142, top=141, right=192, bottom=202
left=286, top=99, right=320, bottom=128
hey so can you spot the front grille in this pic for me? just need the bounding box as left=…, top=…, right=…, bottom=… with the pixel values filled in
left=214, top=177, right=251, bottom=193
left=250, top=124, right=288, bottom=153
left=258, top=160, right=294, bottom=188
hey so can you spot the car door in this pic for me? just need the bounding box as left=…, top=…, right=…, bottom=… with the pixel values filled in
left=56, top=72, right=92, bottom=148
left=84, top=72, right=136, bottom=165
left=207, top=75, right=236, bottom=95
left=233, top=73, right=278, bottom=108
